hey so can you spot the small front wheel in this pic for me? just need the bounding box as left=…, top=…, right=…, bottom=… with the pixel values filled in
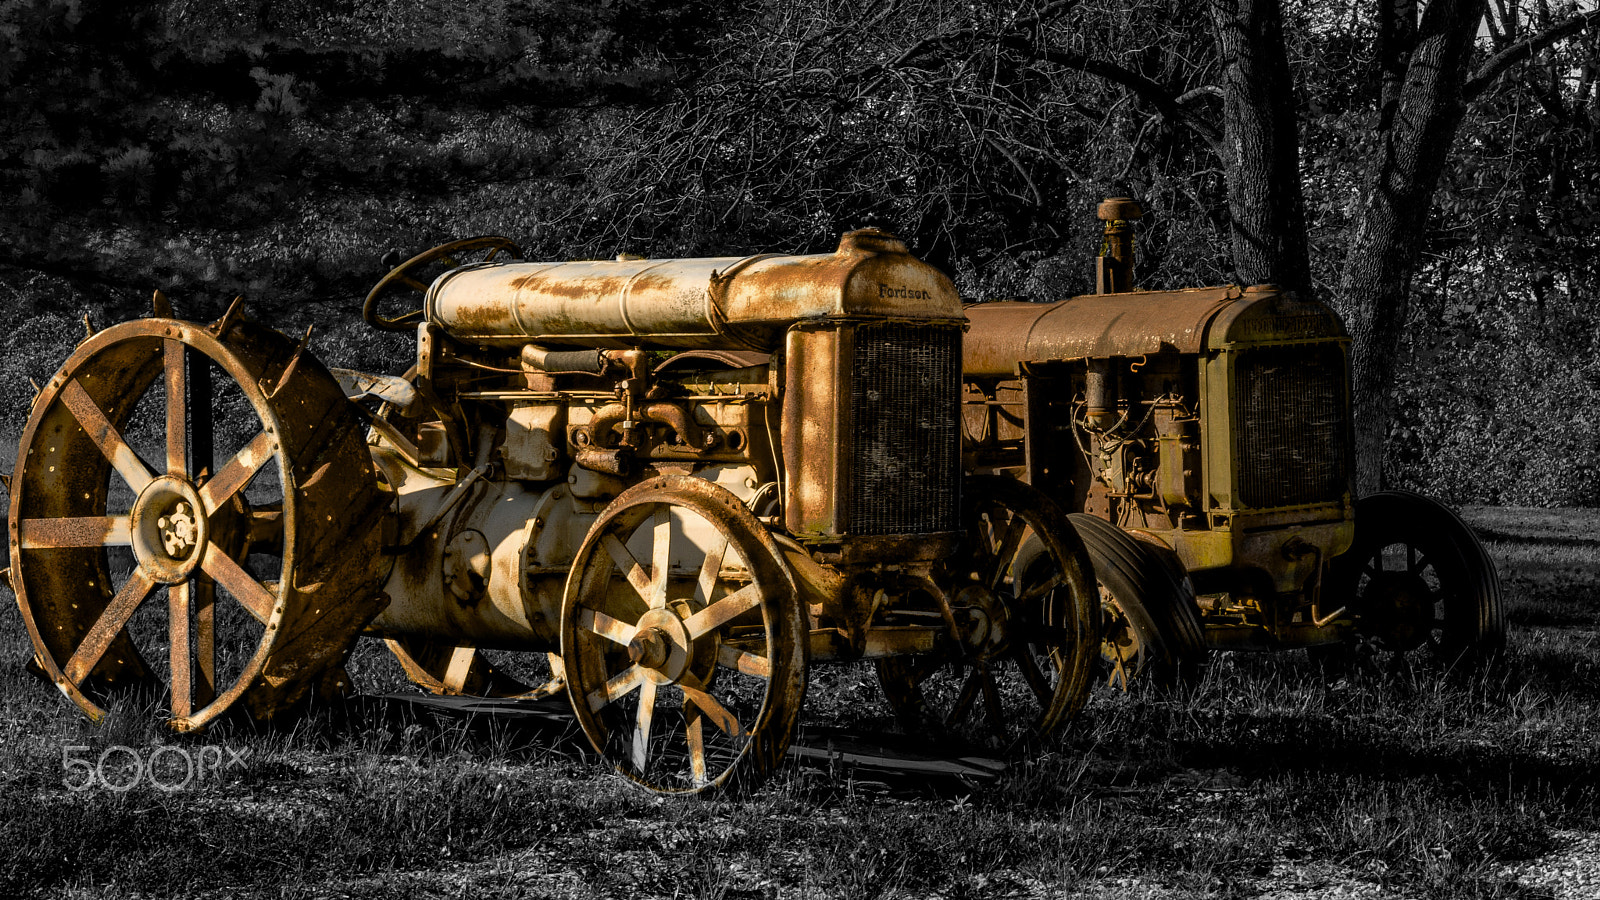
left=560, top=474, right=806, bottom=795
left=877, top=476, right=1097, bottom=749
left=1326, top=490, right=1504, bottom=666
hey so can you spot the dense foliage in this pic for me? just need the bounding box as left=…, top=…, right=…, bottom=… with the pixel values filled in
left=2, top=0, right=1597, bottom=504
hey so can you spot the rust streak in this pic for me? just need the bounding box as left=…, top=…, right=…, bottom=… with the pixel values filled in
left=715, top=644, right=771, bottom=679
left=164, top=339, right=187, bottom=478
left=169, top=579, right=192, bottom=718
left=199, top=431, right=276, bottom=514
left=63, top=568, right=157, bottom=685
left=678, top=672, right=740, bottom=736
left=602, top=534, right=653, bottom=603
left=199, top=542, right=277, bottom=622
left=61, top=379, right=155, bottom=495
left=683, top=583, right=761, bottom=640
left=578, top=607, right=638, bottom=646
left=587, top=665, right=644, bottom=712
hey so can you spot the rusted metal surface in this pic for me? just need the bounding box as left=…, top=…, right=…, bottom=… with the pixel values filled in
left=425, top=228, right=964, bottom=349
left=11, top=228, right=1114, bottom=798
left=1095, top=196, right=1142, bottom=295
left=962, top=288, right=1244, bottom=377
left=8, top=314, right=387, bottom=729
left=958, top=199, right=1504, bottom=680
left=558, top=473, right=807, bottom=794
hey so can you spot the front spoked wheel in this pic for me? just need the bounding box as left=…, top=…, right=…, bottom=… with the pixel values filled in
left=560, top=474, right=806, bottom=795
left=877, top=476, right=1097, bottom=750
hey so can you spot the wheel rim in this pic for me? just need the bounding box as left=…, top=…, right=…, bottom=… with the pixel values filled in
left=560, top=474, right=804, bottom=794
left=8, top=316, right=385, bottom=729
left=1351, top=542, right=1455, bottom=655
left=877, top=476, right=1096, bottom=750
left=1334, top=491, right=1504, bottom=664
left=1099, top=590, right=1145, bottom=690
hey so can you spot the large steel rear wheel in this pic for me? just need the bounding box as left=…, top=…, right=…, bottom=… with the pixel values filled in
left=560, top=474, right=806, bottom=795
left=8, top=315, right=387, bottom=730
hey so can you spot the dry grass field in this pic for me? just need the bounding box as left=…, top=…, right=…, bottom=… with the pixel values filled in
left=1, top=506, right=1597, bottom=899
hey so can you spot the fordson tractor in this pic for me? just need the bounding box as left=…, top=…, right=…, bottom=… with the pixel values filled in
left=960, top=199, right=1504, bottom=685
left=7, top=229, right=1100, bottom=795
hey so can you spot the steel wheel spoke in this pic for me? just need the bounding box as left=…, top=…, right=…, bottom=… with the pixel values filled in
left=679, top=672, right=741, bottom=736
left=169, top=579, right=193, bottom=717
left=686, top=706, right=708, bottom=785
left=683, top=583, right=762, bottom=640
left=649, top=506, right=671, bottom=609
left=61, top=380, right=156, bottom=495
left=716, top=643, right=772, bottom=678
left=586, top=665, right=645, bottom=713
left=986, top=514, right=1026, bottom=590
left=194, top=578, right=216, bottom=708
left=1013, top=646, right=1053, bottom=702
left=199, top=431, right=276, bottom=514
left=1015, top=569, right=1063, bottom=605
left=943, top=665, right=982, bottom=730
left=696, top=537, right=729, bottom=607
left=18, top=515, right=132, bottom=549
left=199, top=541, right=277, bottom=621
left=631, top=679, right=657, bottom=772
left=164, top=339, right=188, bottom=478
left=603, top=534, right=653, bottom=603
left=578, top=607, right=639, bottom=647
left=64, top=568, right=158, bottom=684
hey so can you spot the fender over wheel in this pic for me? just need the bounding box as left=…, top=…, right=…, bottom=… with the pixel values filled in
left=876, top=475, right=1098, bottom=749
left=1327, top=490, right=1504, bottom=666
left=1066, top=514, right=1207, bottom=690
left=8, top=315, right=387, bottom=729
left=560, top=474, right=806, bottom=795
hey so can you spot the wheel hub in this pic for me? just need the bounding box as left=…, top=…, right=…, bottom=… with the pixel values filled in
left=1360, top=571, right=1434, bottom=652
left=131, top=475, right=209, bottom=584
left=629, top=608, right=695, bottom=685
left=956, top=584, right=1010, bottom=659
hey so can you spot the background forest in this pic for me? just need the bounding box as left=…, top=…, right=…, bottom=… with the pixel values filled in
left=2, top=0, right=1598, bottom=507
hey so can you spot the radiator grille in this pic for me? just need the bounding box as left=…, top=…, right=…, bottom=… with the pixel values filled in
left=1234, top=345, right=1350, bottom=508
left=847, top=324, right=961, bottom=535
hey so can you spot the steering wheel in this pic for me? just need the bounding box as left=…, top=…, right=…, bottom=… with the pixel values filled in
left=362, top=235, right=522, bottom=332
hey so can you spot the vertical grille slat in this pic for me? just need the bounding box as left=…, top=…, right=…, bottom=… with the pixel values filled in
left=848, top=324, right=961, bottom=535
left=1234, top=345, right=1349, bottom=508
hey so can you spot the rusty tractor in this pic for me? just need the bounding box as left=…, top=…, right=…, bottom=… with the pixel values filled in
left=6, top=229, right=1101, bottom=795
left=961, top=199, right=1505, bottom=684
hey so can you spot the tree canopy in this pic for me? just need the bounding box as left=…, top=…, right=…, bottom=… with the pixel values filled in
left=2, top=0, right=1598, bottom=504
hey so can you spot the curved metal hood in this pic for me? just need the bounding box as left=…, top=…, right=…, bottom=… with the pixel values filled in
left=963, top=285, right=1346, bottom=376
left=425, top=229, right=962, bottom=350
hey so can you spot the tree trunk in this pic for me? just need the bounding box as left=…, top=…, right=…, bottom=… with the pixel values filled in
left=1340, top=0, right=1486, bottom=494
left=1208, top=0, right=1312, bottom=295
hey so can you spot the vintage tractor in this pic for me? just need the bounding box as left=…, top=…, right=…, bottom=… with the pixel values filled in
left=961, top=199, right=1505, bottom=684
left=5, top=229, right=1100, bottom=794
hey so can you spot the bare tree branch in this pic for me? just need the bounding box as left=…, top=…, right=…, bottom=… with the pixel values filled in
left=1463, top=9, right=1600, bottom=100
left=1018, top=42, right=1223, bottom=149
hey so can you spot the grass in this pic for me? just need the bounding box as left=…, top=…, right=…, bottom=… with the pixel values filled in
left=2, top=510, right=1598, bottom=898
